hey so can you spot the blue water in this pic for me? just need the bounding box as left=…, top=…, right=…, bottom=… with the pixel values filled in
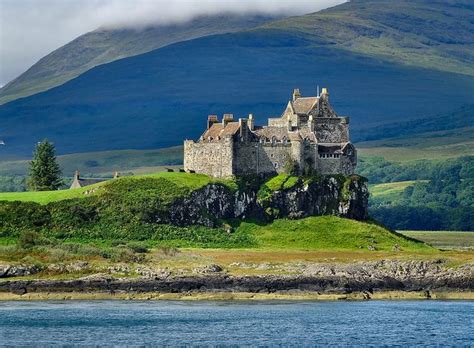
left=0, top=300, right=472, bottom=346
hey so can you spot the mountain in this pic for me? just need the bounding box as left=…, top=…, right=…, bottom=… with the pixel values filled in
left=0, top=0, right=472, bottom=157
left=0, top=14, right=278, bottom=104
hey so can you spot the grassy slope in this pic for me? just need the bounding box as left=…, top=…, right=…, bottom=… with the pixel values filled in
left=358, top=127, right=474, bottom=161
left=0, top=14, right=277, bottom=105
left=265, top=0, right=474, bottom=76
left=0, top=171, right=432, bottom=253
left=3, top=0, right=472, bottom=106
left=237, top=216, right=431, bottom=252
left=0, top=172, right=232, bottom=204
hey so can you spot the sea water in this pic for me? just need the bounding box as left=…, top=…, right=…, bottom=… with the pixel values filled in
left=0, top=300, right=472, bottom=346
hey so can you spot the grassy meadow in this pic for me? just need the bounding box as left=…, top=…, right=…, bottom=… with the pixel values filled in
left=400, top=231, right=474, bottom=251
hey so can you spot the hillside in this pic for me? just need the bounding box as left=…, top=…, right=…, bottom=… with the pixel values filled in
left=357, top=104, right=474, bottom=161
left=0, top=14, right=278, bottom=105
left=0, top=0, right=473, bottom=157
left=0, top=171, right=426, bottom=253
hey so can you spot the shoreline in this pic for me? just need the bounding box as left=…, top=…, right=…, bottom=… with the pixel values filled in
left=1, top=290, right=473, bottom=301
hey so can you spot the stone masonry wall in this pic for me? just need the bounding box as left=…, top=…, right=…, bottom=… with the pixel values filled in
left=233, top=143, right=293, bottom=176
left=184, top=139, right=233, bottom=178
left=315, top=118, right=349, bottom=143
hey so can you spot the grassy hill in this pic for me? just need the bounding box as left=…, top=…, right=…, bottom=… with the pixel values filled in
left=0, top=14, right=277, bottom=105
left=0, top=171, right=429, bottom=252
left=0, top=0, right=473, bottom=157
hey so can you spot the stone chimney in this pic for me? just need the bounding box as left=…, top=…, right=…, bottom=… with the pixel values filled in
left=74, top=170, right=80, bottom=179
left=292, top=88, right=301, bottom=101
left=321, top=88, right=329, bottom=100
left=207, top=115, right=218, bottom=129
left=113, top=171, right=120, bottom=179
left=248, top=114, right=254, bottom=131
left=222, top=113, right=234, bottom=126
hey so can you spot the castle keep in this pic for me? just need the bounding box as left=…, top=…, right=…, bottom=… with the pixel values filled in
left=184, top=88, right=357, bottom=178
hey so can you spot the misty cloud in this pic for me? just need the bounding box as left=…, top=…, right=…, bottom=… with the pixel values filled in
left=0, top=0, right=346, bottom=86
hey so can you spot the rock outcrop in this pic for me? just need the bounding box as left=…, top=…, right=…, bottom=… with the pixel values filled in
left=0, top=260, right=471, bottom=296
left=169, top=175, right=368, bottom=227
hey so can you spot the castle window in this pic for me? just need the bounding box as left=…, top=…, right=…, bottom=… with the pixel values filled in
left=271, top=154, right=274, bottom=158
left=273, top=163, right=278, bottom=168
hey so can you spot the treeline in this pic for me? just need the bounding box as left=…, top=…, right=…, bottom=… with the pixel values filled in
left=366, top=156, right=473, bottom=231
left=0, top=176, right=26, bottom=192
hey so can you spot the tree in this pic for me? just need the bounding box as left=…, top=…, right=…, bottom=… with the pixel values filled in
left=28, top=140, right=63, bottom=191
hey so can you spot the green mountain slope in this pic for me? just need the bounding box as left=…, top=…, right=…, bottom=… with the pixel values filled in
left=264, top=0, right=474, bottom=76
left=0, top=0, right=472, bottom=157
left=0, top=14, right=278, bottom=104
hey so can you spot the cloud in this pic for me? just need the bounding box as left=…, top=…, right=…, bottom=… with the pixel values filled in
left=0, top=0, right=346, bottom=86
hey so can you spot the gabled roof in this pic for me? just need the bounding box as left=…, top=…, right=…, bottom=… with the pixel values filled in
left=201, top=122, right=241, bottom=142
left=77, top=178, right=107, bottom=187
left=292, top=97, right=319, bottom=115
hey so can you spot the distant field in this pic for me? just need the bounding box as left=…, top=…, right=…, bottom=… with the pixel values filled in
left=400, top=231, right=474, bottom=250
left=0, top=147, right=184, bottom=176
left=357, top=127, right=474, bottom=162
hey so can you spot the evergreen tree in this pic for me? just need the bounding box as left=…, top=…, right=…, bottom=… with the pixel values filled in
left=28, top=140, right=63, bottom=191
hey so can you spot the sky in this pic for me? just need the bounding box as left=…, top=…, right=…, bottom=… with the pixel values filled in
left=0, top=0, right=345, bottom=87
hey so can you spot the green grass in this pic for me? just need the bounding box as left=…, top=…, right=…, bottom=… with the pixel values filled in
left=369, top=180, right=430, bottom=204
left=236, top=216, right=432, bottom=252
left=0, top=172, right=236, bottom=204
left=400, top=231, right=474, bottom=250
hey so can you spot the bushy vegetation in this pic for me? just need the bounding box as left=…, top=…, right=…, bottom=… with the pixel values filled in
left=0, top=173, right=254, bottom=249
left=0, top=176, right=26, bottom=192
left=365, top=156, right=473, bottom=231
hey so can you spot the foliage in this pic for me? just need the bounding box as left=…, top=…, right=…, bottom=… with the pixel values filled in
left=0, top=176, right=26, bottom=192
left=367, top=156, right=474, bottom=231
left=27, top=140, right=63, bottom=191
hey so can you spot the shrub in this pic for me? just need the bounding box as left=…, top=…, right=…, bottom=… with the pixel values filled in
left=18, top=231, right=44, bottom=249
left=126, top=241, right=149, bottom=253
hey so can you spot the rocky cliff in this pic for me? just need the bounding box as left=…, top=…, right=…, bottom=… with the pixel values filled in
left=169, top=175, right=369, bottom=227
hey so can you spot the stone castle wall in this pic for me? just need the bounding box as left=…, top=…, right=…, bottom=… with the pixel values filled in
left=314, top=118, right=349, bottom=143
left=233, top=143, right=293, bottom=176
left=184, top=139, right=233, bottom=178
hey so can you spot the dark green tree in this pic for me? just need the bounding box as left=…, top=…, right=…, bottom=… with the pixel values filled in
left=27, top=140, right=63, bottom=191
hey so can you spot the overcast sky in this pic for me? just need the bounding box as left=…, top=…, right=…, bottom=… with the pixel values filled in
left=0, top=0, right=345, bottom=87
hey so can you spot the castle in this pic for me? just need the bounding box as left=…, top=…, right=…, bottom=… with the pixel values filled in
left=184, top=88, right=357, bottom=178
